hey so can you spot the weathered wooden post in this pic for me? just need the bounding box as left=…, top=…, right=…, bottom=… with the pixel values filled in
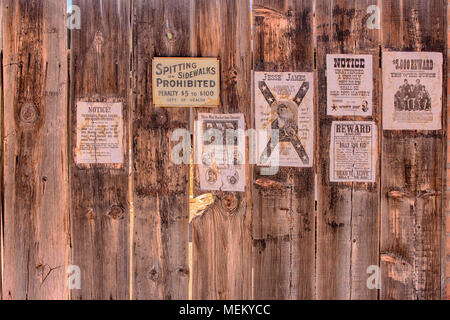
left=252, top=0, right=316, bottom=300
left=380, top=0, right=446, bottom=300
left=70, top=0, right=131, bottom=300
left=2, top=0, right=69, bottom=299
left=191, top=0, right=252, bottom=300
left=316, top=0, right=381, bottom=300
left=131, top=0, right=191, bottom=300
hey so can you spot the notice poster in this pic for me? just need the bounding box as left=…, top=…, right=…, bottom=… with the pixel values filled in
left=255, top=72, right=314, bottom=168
left=327, top=54, right=373, bottom=116
left=382, top=51, right=443, bottom=130
left=195, top=113, right=246, bottom=192
left=330, top=121, right=377, bottom=183
left=76, top=102, right=124, bottom=165
left=152, top=57, right=220, bottom=107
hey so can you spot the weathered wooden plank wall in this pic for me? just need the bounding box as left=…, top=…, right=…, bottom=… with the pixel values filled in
left=0, top=0, right=448, bottom=300
left=2, top=0, right=69, bottom=299
left=132, top=0, right=190, bottom=300
left=191, top=0, right=252, bottom=300
left=380, top=0, right=446, bottom=300
left=252, top=0, right=316, bottom=300
left=316, top=0, right=380, bottom=300
left=69, top=0, right=131, bottom=300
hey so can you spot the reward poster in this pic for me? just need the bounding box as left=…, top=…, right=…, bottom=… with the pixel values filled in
left=327, top=54, right=373, bottom=116
left=255, top=72, right=314, bottom=168
left=382, top=52, right=443, bottom=130
left=330, top=121, right=377, bottom=183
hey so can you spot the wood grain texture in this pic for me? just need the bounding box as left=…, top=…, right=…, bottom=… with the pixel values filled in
left=252, top=0, right=316, bottom=300
left=0, top=0, right=3, bottom=301
left=316, top=0, right=380, bottom=300
left=380, top=0, right=446, bottom=300
left=191, top=0, right=252, bottom=300
left=131, top=0, right=190, bottom=300
left=70, top=0, right=130, bottom=300
left=2, top=0, right=69, bottom=299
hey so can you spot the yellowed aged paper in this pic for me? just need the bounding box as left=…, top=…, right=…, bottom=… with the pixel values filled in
left=152, top=57, right=220, bottom=107
left=76, top=102, right=124, bottom=164
left=382, top=51, right=442, bottom=130
left=330, top=121, right=377, bottom=183
left=255, top=72, right=314, bottom=168
left=195, top=113, right=246, bottom=192
left=327, top=54, right=373, bottom=116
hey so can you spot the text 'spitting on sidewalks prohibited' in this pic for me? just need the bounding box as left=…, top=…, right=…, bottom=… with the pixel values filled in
left=330, top=121, right=377, bottom=183
left=152, top=57, right=220, bottom=107
left=76, top=101, right=124, bottom=165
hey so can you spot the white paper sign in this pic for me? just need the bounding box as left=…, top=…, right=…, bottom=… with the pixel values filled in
left=195, top=113, right=246, bottom=192
left=76, top=102, right=124, bottom=164
left=382, top=51, right=443, bottom=130
left=255, top=72, right=314, bottom=168
left=327, top=54, right=373, bottom=116
left=330, top=121, right=377, bottom=183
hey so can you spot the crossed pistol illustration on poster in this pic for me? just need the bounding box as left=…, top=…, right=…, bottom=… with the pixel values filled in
left=258, top=81, right=310, bottom=166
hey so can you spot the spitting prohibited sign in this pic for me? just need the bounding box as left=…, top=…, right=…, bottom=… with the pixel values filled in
left=152, top=57, right=220, bottom=107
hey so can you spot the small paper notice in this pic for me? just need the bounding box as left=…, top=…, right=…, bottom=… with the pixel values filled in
left=76, top=101, right=124, bottom=164
left=330, top=121, right=377, bottom=183
left=195, top=113, right=246, bottom=192
left=327, top=54, right=373, bottom=116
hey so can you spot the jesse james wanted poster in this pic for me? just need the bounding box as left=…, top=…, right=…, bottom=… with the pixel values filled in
left=327, top=54, right=373, bottom=116
left=382, top=51, right=443, bottom=130
left=195, top=113, right=246, bottom=192
left=330, top=121, right=377, bottom=183
left=255, top=72, right=314, bottom=168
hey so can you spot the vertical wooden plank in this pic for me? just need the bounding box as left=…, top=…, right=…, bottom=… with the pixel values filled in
left=446, top=0, right=450, bottom=301
left=70, top=0, right=130, bottom=300
left=131, top=0, right=190, bottom=300
left=380, top=0, right=446, bottom=300
left=2, top=0, right=69, bottom=299
left=0, top=0, right=3, bottom=301
left=251, top=0, right=316, bottom=300
left=316, top=0, right=380, bottom=299
left=191, top=0, right=252, bottom=300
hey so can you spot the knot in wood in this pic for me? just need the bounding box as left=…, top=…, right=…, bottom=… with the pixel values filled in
left=19, top=103, right=39, bottom=125
left=106, top=205, right=125, bottom=220
left=151, top=108, right=168, bottom=127
left=148, top=267, right=160, bottom=282
left=166, top=30, right=176, bottom=41
left=221, top=193, right=240, bottom=213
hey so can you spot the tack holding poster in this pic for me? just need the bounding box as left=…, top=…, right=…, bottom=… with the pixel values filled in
left=327, top=54, right=373, bottom=116
left=382, top=51, right=443, bottom=130
left=76, top=101, right=124, bottom=165
left=255, top=72, right=314, bottom=168
left=152, top=57, right=220, bottom=107
left=195, top=113, right=246, bottom=192
left=330, top=121, right=377, bottom=183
